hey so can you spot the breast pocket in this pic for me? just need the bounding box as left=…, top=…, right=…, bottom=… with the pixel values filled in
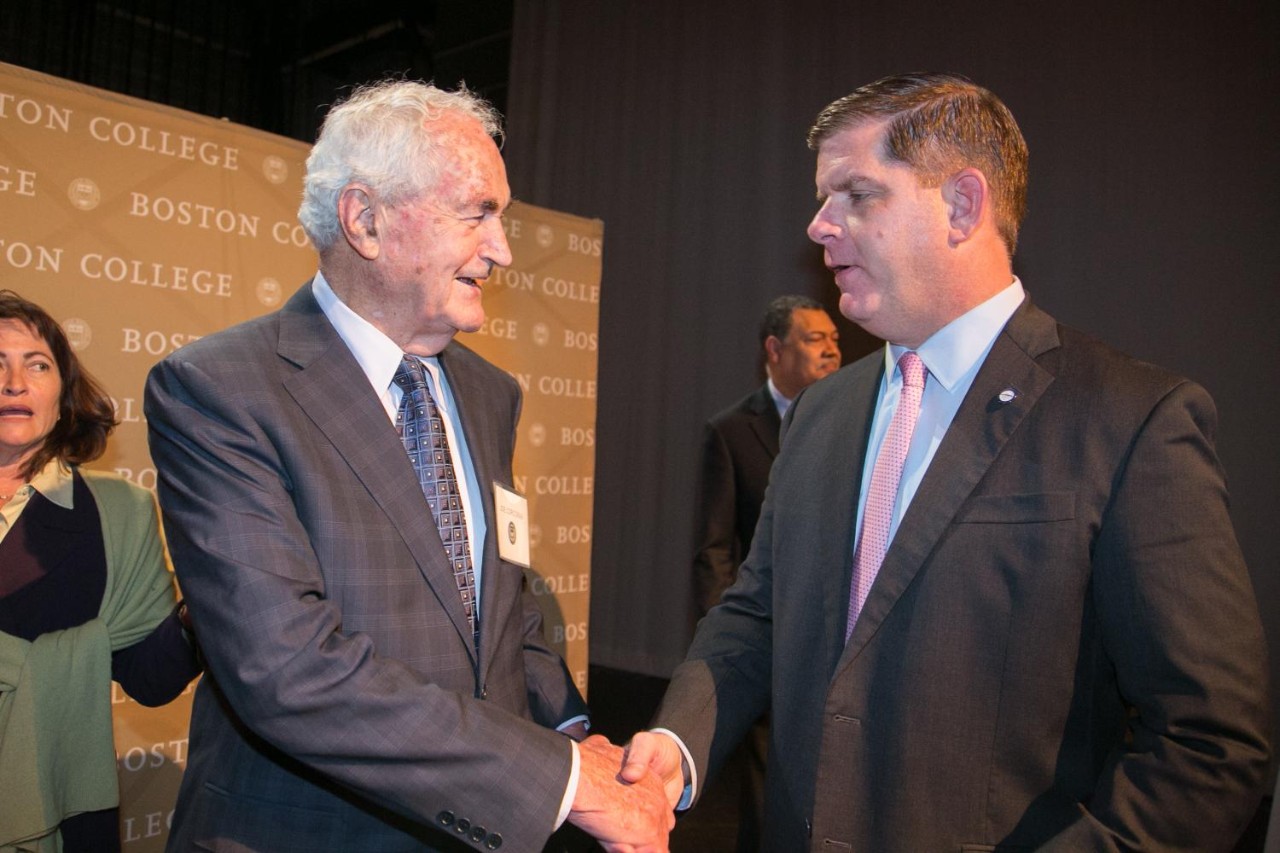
left=955, top=492, right=1076, bottom=524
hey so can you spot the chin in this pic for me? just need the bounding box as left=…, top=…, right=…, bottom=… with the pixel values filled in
left=454, top=311, right=485, bottom=334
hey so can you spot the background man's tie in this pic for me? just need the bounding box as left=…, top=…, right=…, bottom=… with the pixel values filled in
left=846, top=351, right=927, bottom=641
left=395, top=356, right=479, bottom=648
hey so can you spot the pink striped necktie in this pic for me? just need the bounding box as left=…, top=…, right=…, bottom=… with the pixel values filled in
left=846, top=351, right=927, bottom=641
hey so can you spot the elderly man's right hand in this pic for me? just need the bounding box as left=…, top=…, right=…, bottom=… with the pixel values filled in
left=568, top=734, right=674, bottom=852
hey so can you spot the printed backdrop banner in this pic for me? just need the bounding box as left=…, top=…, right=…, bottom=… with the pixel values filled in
left=0, top=61, right=600, bottom=849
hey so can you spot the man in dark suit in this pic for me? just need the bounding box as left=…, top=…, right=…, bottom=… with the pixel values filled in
left=626, top=72, right=1271, bottom=850
left=146, top=80, right=670, bottom=853
left=691, top=295, right=838, bottom=852
left=693, top=295, right=840, bottom=617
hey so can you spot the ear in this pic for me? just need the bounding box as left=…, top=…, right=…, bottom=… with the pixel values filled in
left=943, top=168, right=988, bottom=246
left=764, top=335, right=784, bottom=365
left=337, top=185, right=381, bottom=260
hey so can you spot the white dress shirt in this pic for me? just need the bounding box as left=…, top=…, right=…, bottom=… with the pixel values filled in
left=311, top=273, right=583, bottom=828
left=312, top=272, right=487, bottom=611
left=766, top=377, right=793, bottom=421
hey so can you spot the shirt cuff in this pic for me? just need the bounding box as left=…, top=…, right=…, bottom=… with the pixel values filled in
left=650, top=727, right=697, bottom=811
left=555, top=739, right=580, bottom=829
left=556, top=715, right=590, bottom=734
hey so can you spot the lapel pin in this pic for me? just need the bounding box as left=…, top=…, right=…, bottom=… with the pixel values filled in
left=996, top=387, right=1019, bottom=404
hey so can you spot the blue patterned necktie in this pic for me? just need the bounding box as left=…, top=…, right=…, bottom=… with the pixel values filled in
left=394, top=356, right=478, bottom=643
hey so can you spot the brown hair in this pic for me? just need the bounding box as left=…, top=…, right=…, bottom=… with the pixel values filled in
left=0, top=290, right=117, bottom=478
left=808, top=72, right=1029, bottom=256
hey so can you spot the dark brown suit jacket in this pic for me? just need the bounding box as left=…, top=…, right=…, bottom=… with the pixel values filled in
left=655, top=297, right=1271, bottom=851
left=147, top=284, right=586, bottom=852
left=693, top=384, right=781, bottom=615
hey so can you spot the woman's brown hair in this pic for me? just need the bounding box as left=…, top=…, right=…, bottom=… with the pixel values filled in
left=0, top=290, right=117, bottom=479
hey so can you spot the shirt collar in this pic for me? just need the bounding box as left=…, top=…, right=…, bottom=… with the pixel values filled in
left=312, top=271, right=416, bottom=396
left=27, top=459, right=75, bottom=509
left=765, top=377, right=792, bottom=419
left=312, top=272, right=452, bottom=414
left=886, top=278, right=1025, bottom=389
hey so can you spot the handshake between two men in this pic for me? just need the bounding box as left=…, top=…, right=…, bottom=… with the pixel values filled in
left=567, top=732, right=687, bottom=853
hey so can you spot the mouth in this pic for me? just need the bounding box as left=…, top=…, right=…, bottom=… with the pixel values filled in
left=0, top=406, right=34, bottom=417
left=830, top=264, right=864, bottom=289
left=458, top=264, right=494, bottom=290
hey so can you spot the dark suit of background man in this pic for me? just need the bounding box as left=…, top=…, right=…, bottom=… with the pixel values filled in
left=691, top=294, right=838, bottom=852
left=146, top=80, right=671, bottom=853
left=694, top=295, right=840, bottom=616
left=626, top=72, right=1272, bottom=851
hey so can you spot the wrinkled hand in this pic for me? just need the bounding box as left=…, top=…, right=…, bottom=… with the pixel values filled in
left=620, top=731, right=687, bottom=810
left=568, top=735, right=673, bottom=852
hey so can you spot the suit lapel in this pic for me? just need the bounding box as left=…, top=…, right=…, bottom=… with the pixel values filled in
left=841, top=300, right=1060, bottom=663
left=437, top=344, right=507, bottom=662
left=746, top=385, right=782, bottom=459
left=810, top=359, right=883, bottom=679
left=275, top=285, right=478, bottom=658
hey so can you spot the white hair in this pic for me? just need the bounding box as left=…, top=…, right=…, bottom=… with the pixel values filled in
left=297, top=79, right=503, bottom=252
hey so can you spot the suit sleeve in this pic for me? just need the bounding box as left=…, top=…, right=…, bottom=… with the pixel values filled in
left=145, top=353, right=573, bottom=851
left=504, top=384, right=591, bottom=727
left=657, top=444, right=777, bottom=798
left=692, top=421, right=741, bottom=615
left=521, top=579, right=589, bottom=727
left=1046, top=380, right=1271, bottom=850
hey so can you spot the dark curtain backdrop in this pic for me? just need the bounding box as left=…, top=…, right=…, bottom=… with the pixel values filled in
left=504, top=0, right=1280, bottom=724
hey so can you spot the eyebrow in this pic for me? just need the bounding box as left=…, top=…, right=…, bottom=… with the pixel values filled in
left=815, top=174, right=881, bottom=202
left=475, top=195, right=515, bottom=216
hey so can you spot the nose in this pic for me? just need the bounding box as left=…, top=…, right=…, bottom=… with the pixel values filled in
left=807, top=202, right=839, bottom=244
left=484, top=219, right=513, bottom=269
left=1, top=367, right=25, bottom=395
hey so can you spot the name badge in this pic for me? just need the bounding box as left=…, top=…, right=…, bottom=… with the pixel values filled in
left=493, top=482, right=531, bottom=568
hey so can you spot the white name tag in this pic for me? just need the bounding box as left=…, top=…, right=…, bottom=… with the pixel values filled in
left=493, top=482, right=531, bottom=568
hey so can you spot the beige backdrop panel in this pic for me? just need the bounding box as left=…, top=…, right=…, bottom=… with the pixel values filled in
left=0, top=62, right=599, bottom=849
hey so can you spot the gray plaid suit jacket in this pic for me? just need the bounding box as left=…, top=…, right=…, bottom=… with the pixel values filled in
left=146, top=283, right=586, bottom=852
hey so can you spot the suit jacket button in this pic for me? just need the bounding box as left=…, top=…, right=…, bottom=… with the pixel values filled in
left=437, top=810, right=455, bottom=827
left=455, top=817, right=471, bottom=834
left=485, top=833, right=503, bottom=850
left=470, top=825, right=487, bottom=842
left=480, top=687, right=489, bottom=700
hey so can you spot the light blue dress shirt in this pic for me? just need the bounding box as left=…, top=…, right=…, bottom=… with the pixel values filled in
left=853, top=279, right=1026, bottom=549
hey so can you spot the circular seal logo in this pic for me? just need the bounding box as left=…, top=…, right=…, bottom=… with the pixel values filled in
left=531, top=323, right=550, bottom=347
left=262, top=156, right=289, bottom=185
left=67, top=178, right=101, bottom=211
left=256, top=278, right=283, bottom=307
left=529, top=523, right=543, bottom=548
left=62, top=317, right=92, bottom=351
left=529, top=422, right=546, bottom=447
left=507, top=521, right=517, bottom=544
left=536, top=224, right=555, bottom=248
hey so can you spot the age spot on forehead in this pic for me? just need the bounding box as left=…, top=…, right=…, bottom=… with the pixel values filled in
left=423, top=114, right=504, bottom=211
